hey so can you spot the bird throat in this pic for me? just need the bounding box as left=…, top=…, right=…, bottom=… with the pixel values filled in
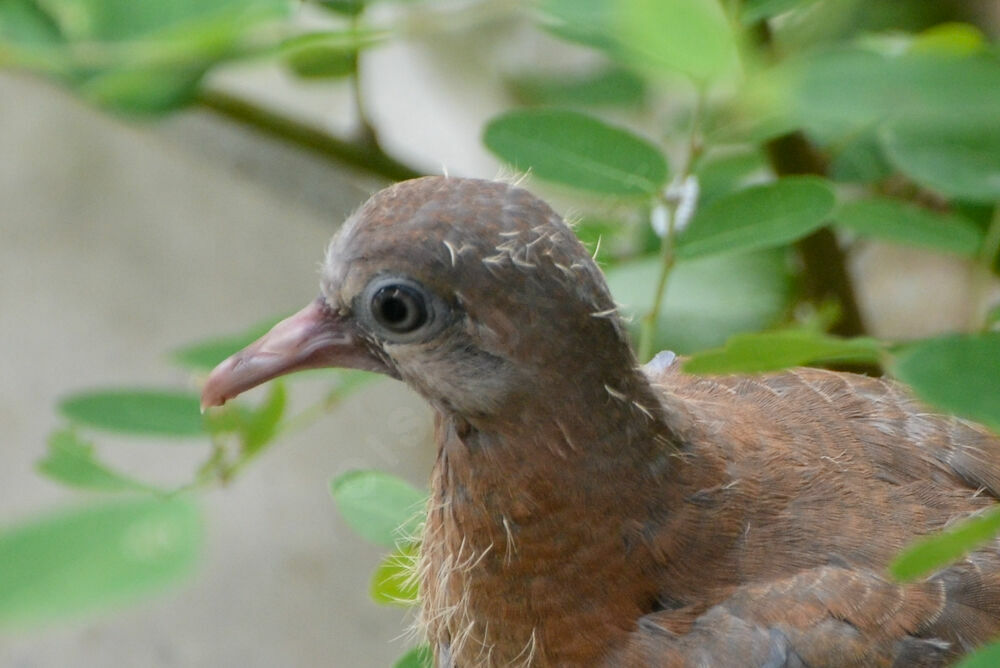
left=417, top=369, right=681, bottom=665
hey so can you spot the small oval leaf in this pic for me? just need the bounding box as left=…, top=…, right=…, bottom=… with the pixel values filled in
left=506, top=66, right=645, bottom=107
left=370, top=542, right=419, bottom=607
left=786, top=50, right=1000, bottom=136
left=890, top=506, right=1000, bottom=581
left=836, top=197, right=984, bottom=257
left=171, top=316, right=284, bottom=371
left=317, top=0, right=365, bottom=16
left=683, top=330, right=884, bottom=375
left=242, top=382, right=287, bottom=455
left=78, top=67, right=204, bottom=114
left=676, top=177, right=836, bottom=259
left=881, top=122, right=1000, bottom=203
left=329, top=471, right=426, bottom=548
left=37, top=430, right=159, bottom=494
left=0, top=497, right=202, bottom=628
left=483, top=108, right=668, bottom=196
left=693, top=149, right=769, bottom=207
left=892, top=333, right=1000, bottom=432
left=3, top=0, right=291, bottom=114
left=393, top=646, right=433, bottom=668
left=741, top=0, right=821, bottom=24
left=59, top=390, right=205, bottom=437
left=911, top=23, right=987, bottom=56
left=957, top=640, right=1000, bottom=668
left=536, top=0, right=621, bottom=55
left=617, top=0, right=739, bottom=82
left=829, top=131, right=892, bottom=183
left=285, top=45, right=355, bottom=79
left=606, top=249, right=794, bottom=355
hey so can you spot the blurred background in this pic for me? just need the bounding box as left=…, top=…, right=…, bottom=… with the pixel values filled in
left=2, top=1, right=1000, bottom=666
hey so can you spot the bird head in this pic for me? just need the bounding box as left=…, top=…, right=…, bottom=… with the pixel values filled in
left=202, top=176, right=635, bottom=423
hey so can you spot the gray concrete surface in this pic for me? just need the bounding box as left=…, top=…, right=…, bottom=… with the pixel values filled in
left=0, top=73, right=435, bottom=667
left=0, top=14, right=533, bottom=664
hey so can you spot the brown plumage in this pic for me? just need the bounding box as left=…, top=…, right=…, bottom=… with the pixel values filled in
left=202, top=176, right=1000, bottom=666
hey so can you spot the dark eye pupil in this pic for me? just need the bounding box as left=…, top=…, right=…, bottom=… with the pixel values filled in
left=380, top=296, right=408, bottom=324
left=371, top=285, right=428, bottom=333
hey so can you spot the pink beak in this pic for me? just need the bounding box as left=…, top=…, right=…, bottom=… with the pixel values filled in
left=200, top=298, right=389, bottom=409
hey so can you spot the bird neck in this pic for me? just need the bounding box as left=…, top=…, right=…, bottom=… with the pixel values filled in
left=420, top=365, right=684, bottom=662
left=465, top=356, right=679, bottom=463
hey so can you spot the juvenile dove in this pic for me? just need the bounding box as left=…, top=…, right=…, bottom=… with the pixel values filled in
left=203, top=176, right=1000, bottom=666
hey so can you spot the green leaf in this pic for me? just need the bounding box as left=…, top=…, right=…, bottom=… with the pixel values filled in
left=616, top=0, right=738, bottom=82
left=536, top=0, right=620, bottom=54
left=506, top=66, right=645, bottom=107
left=285, top=45, right=356, bottom=79
left=986, top=304, right=1000, bottom=331
left=59, top=389, right=205, bottom=437
left=0, top=0, right=290, bottom=113
left=890, top=506, right=1000, bottom=581
left=880, top=121, right=1000, bottom=203
left=242, top=382, right=287, bottom=455
left=783, top=49, right=1000, bottom=136
left=892, top=333, right=1000, bottom=432
left=36, top=0, right=281, bottom=42
left=317, top=0, right=365, bottom=16
left=171, top=316, right=283, bottom=370
left=683, top=330, right=884, bottom=374
left=329, top=471, right=426, bottom=548
left=573, top=218, right=628, bottom=264
left=79, top=66, right=205, bottom=113
left=280, top=28, right=383, bottom=53
left=836, top=197, right=984, bottom=257
left=0, top=0, right=63, bottom=44
left=910, top=23, right=987, bottom=57
left=741, top=0, right=822, bottom=24
left=393, top=646, right=433, bottom=668
left=202, top=382, right=286, bottom=461
left=693, top=148, right=769, bottom=207
left=371, top=542, right=419, bottom=607
left=483, top=108, right=668, bottom=196
left=201, top=369, right=371, bottom=439
left=0, top=497, right=202, bottom=628
left=37, top=430, right=159, bottom=494
left=675, top=177, right=835, bottom=260
left=828, top=131, right=892, bottom=183
left=606, top=249, right=794, bottom=355
left=958, top=641, right=1000, bottom=668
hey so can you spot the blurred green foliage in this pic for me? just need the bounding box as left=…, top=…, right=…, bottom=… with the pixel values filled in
left=2, top=0, right=999, bottom=665
left=0, top=0, right=290, bottom=111
left=0, top=496, right=201, bottom=627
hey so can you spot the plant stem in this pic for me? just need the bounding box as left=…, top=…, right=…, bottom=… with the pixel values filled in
left=637, top=91, right=706, bottom=362
left=638, top=215, right=678, bottom=362
left=197, top=88, right=423, bottom=182
left=749, top=18, right=867, bottom=339
left=764, top=132, right=867, bottom=337
left=349, top=13, right=379, bottom=148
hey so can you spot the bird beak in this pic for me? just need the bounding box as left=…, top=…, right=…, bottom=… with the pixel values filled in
left=201, top=297, right=388, bottom=409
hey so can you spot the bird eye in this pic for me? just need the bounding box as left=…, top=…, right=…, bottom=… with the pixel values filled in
left=370, top=284, right=428, bottom=333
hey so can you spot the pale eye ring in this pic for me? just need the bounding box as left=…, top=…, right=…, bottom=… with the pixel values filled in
left=370, top=284, right=428, bottom=333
